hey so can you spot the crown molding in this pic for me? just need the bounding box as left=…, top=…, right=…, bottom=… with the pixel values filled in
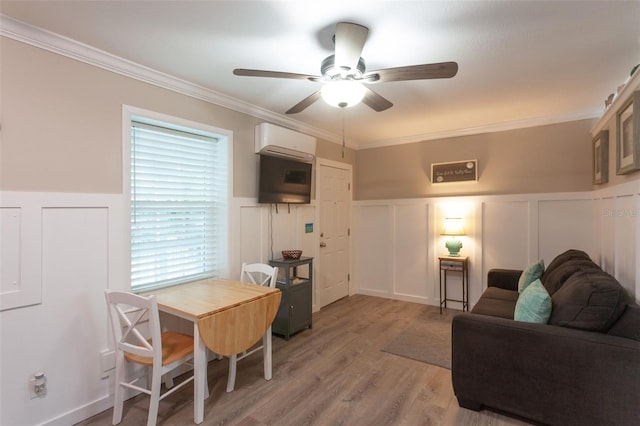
left=1, top=14, right=601, bottom=151
left=0, top=15, right=341, bottom=144
left=356, top=109, right=600, bottom=150
left=590, top=68, right=640, bottom=135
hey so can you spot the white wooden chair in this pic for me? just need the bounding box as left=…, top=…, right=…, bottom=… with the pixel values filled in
left=226, top=262, right=279, bottom=392
left=105, top=290, right=195, bottom=426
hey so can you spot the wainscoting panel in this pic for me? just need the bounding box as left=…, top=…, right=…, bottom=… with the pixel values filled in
left=538, top=198, right=594, bottom=265
left=613, top=195, right=637, bottom=296
left=238, top=204, right=263, bottom=276
left=238, top=205, right=300, bottom=265
left=353, top=205, right=394, bottom=296
left=234, top=200, right=318, bottom=290
left=41, top=207, right=110, bottom=402
left=481, top=201, right=530, bottom=272
left=593, top=181, right=640, bottom=301
left=1, top=207, right=32, bottom=310
left=269, top=205, right=297, bottom=253
left=354, top=189, right=639, bottom=307
left=394, top=203, right=430, bottom=303
left=297, top=205, right=317, bottom=264
left=0, top=192, right=123, bottom=426
left=600, top=197, right=617, bottom=273
left=592, top=198, right=603, bottom=267
left=1, top=185, right=637, bottom=426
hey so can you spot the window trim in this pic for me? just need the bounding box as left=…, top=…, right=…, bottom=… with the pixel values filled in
left=122, top=105, right=233, bottom=292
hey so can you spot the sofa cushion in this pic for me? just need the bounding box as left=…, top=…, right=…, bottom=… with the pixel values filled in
left=517, top=259, right=545, bottom=293
left=487, top=269, right=522, bottom=291
left=514, top=279, right=552, bottom=323
left=549, top=270, right=627, bottom=331
left=543, top=249, right=592, bottom=278
left=541, top=258, right=600, bottom=296
left=607, top=304, right=640, bottom=341
left=471, top=287, right=518, bottom=319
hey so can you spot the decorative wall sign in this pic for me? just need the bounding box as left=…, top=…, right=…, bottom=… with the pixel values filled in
left=593, top=130, right=609, bottom=184
left=616, top=91, right=640, bottom=175
left=431, top=160, right=478, bottom=184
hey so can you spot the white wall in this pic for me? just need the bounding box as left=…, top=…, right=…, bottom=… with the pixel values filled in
left=232, top=199, right=317, bottom=273
left=592, top=180, right=640, bottom=300
left=0, top=192, right=317, bottom=426
left=353, top=183, right=639, bottom=308
left=0, top=192, right=126, bottom=426
left=231, top=198, right=319, bottom=305
left=1, top=182, right=638, bottom=425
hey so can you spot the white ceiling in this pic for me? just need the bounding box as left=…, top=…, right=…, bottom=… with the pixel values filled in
left=2, top=1, right=639, bottom=149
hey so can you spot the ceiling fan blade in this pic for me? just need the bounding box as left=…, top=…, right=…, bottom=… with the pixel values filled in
left=233, top=69, right=321, bottom=82
left=334, top=22, right=369, bottom=72
left=362, top=87, right=393, bottom=112
left=286, top=91, right=322, bottom=114
left=364, top=61, right=458, bottom=83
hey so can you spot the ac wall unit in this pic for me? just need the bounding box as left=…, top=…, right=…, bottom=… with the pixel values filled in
left=255, top=123, right=316, bottom=162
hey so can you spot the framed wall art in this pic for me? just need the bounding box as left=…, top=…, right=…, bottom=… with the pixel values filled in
left=616, top=91, right=640, bottom=175
left=592, top=130, right=608, bottom=184
left=431, top=160, right=478, bottom=183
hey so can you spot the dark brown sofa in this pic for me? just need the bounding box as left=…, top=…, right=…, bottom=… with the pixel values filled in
left=451, top=249, right=640, bottom=425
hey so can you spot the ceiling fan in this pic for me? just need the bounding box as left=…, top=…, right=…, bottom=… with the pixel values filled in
left=233, top=22, right=458, bottom=114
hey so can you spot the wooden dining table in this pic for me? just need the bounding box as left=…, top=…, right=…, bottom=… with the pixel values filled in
left=146, top=278, right=281, bottom=424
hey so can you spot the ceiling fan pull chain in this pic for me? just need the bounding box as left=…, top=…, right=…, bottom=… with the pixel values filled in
left=341, top=108, right=346, bottom=158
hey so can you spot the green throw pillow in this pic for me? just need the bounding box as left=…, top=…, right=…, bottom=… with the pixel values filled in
left=514, top=279, right=552, bottom=323
left=518, top=259, right=545, bottom=293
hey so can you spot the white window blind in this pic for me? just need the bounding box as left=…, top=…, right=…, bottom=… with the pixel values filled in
left=130, top=120, right=228, bottom=291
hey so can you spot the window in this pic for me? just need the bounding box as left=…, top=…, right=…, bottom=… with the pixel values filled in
left=129, top=116, right=229, bottom=291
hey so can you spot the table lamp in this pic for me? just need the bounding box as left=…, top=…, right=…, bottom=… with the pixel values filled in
left=442, top=218, right=465, bottom=256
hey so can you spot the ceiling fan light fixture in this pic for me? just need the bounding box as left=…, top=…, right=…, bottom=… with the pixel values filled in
left=321, top=80, right=366, bottom=108
left=234, top=22, right=458, bottom=114
left=321, top=55, right=366, bottom=79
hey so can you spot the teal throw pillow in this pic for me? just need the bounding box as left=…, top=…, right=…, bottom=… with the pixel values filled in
left=514, top=279, right=552, bottom=323
left=518, top=259, right=545, bottom=293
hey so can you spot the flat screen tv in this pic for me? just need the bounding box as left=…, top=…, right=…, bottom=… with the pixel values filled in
left=258, top=154, right=312, bottom=204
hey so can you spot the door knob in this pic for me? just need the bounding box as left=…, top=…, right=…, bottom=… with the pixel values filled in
left=320, top=242, right=327, bottom=248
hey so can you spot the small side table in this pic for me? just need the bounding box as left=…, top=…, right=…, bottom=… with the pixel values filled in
left=439, top=256, right=469, bottom=313
left=268, top=257, right=313, bottom=340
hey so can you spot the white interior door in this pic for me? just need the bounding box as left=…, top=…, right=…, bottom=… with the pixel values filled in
left=317, top=160, right=351, bottom=308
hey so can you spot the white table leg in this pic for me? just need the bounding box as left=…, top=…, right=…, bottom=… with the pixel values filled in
left=193, top=323, right=205, bottom=424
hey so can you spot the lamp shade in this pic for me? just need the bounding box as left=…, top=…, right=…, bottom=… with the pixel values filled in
left=442, top=217, right=465, bottom=256
left=321, top=80, right=366, bottom=108
left=441, top=218, right=465, bottom=236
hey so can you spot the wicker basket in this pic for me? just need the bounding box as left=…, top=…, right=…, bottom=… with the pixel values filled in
left=282, top=250, right=302, bottom=260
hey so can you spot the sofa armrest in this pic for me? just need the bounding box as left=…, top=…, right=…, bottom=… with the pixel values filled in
left=487, top=268, right=521, bottom=291
left=452, top=313, right=640, bottom=426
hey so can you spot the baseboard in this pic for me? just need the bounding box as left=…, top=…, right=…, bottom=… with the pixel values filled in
left=42, top=351, right=224, bottom=425
left=38, top=394, right=113, bottom=426
left=356, top=289, right=436, bottom=306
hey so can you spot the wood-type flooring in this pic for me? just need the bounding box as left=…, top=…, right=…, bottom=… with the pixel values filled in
left=77, top=294, right=532, bottom=426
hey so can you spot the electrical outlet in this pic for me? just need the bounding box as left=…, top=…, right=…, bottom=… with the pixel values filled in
left=29, top=372, right=47, bottom=399
left=99, top=349, right=115, bottom=378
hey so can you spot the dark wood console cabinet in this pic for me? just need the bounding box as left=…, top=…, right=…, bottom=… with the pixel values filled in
left=269, top=257, right=313, bottom=340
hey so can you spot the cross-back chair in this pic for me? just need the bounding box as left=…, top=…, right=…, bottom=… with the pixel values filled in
left=105, top=290, right=196, bottom=426
left=226, top=262, right=279, bottom=392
